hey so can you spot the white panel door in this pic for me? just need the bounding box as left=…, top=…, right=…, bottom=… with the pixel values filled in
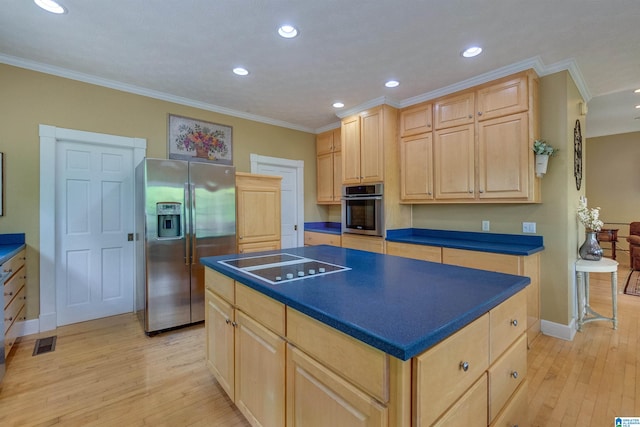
left=55, top=141, right=134, bottom=325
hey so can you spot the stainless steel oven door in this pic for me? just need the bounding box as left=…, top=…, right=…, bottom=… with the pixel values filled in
left=341, top=195, right=383, bottom=236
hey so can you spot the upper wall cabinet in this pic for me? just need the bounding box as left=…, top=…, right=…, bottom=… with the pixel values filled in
left=400, top=103, right=433, bottom=137
left=316, top=128, right=342, bottom=204
left=400, top=70, right=540, bottom=204
left=342, top=105, right=395, bottom=185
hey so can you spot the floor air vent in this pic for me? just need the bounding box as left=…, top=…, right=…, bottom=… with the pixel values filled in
left=33, top=336, right=57, bottom=356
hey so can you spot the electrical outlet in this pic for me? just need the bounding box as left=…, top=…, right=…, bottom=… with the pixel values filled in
left=482, top=220, right=490, bottom=231
left=522, top=222, right=537, bottom=233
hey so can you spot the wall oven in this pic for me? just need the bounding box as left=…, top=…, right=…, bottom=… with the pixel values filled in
left=341, top=184, right=384, bottom=237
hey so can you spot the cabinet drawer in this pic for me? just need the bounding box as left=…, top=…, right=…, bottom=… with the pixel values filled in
left=2, top=249, right=26, bottom=280
left=490, top=290, right=527, bottom=363
left=488, top=333, right=527, bottom=422
left=236, top=282, right=285, bottom=336
left=442, top=247, right=520, bottom=275
left=385, top=242, right=442, bottom=263
left=205, top=268, right=235, bottom=303
left=413, top=313, right=489, bottom=426
left=4, top=286, right=26, bottom=334
left=4, top=268, right=26, bottom=309
left=304, top=231, right=341, bottom=247
left=286, top=344, right=388, bottom=427
left=238, top=240, right=281, bottom=254
left=433, top=373, right=488, bottom=427
left=490, top=380, right=528, bottom=427
left=341, top=234, right=385, bottom=254
left=286, top=308, right=389, bottom=403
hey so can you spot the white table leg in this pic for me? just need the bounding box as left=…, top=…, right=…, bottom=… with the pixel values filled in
left=576, top=271, right=584, bottom=331
left=612, top=270, right=618, bottom=329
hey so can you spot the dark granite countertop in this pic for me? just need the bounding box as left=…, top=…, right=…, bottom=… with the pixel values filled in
left=386, top=228, right=544, bottom=256
left=304, top=222, right=342, bottom=235
left=0, top=233, right=26, bottom=265
left=201, top=245, right=529, bottom=360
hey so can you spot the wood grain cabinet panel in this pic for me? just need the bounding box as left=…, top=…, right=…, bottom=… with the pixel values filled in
left=3, top=249, right=26, bottom=358
left=236, top=173, right=281, bottom=253
left=434, top=91, right=475, bottom=130
left=477, top=75, right=528, bottom=121
left=433, top=373, right=488, bottom=427
left=385, top=241, right=441, bottom=263
left=304, top=231, right=341, bottom=247
left=488, top=334, right=527, bottom=422
left=316, top=128, right=342, bottom=204
left=400, top=132, right=434, bottom=201
left=400, top=102, right=433, bottom=137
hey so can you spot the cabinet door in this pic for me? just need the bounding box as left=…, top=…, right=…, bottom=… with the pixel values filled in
left=360, top=108, right=384, bottom=183
left=478, top=112, right=529, bottom=200
left=477, top=75, right=528, bottom=121
left=286, top=344, right=388, bottom=427
left=316, top=152, right=335, bottom=203
left=235, top=310, right=286, bottom=427
left=434, top=91, right=475, bottom=130
left=434, top=124, right=475, bottom=199
left=333, top=150, right=342, bottom=201
left=316, top=130, right=335, bottom=156
left=205, top=290, right=235, bottom=400
left=341, top=115, right=362, bottom=184
left=400, top=103, right=433, bottom=137
left=237, top=181, right=281, bottom=244
left=238, top=241, right=281, bottom=254
left=400, top=133, right=433, bottom=200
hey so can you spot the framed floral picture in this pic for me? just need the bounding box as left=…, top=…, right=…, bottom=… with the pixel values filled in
left=168, top=114, right=233, bottom=165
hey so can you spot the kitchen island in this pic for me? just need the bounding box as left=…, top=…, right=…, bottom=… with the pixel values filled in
left=201, top=245, right=530, bottom=426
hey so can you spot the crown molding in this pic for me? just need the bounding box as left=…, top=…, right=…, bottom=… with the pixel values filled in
left=0, top=53, right=315, bottom=134
left=334, top=96, right=401, bottom=120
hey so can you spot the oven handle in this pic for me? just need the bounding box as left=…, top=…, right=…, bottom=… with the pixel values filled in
left=341, top=196, right=383, bottom=200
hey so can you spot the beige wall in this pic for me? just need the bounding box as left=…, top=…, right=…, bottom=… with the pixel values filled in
left=0, top=64, right=320, bottom=319
left=411, top=71, right=585, bottom=327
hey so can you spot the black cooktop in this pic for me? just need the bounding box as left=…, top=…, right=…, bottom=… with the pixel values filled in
left=219, top=253, right=350, bottom=285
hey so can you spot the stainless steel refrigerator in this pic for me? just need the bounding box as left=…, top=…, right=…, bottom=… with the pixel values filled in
left=135, top=158, right=236, bottom=335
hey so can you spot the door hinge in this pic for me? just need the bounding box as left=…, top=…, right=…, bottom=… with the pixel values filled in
left=128, top=233, right=134, bottom=241
left=294, top=225, right=298, bottom=231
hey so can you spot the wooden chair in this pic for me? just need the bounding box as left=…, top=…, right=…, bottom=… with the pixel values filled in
left=627, top=222, right=640, bottom=270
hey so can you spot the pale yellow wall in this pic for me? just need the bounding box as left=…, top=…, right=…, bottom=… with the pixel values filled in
left=411, top=71, right=585, bottom=327
left=586, top=131, right=640, bottom=224
left=0, top=64, right=321, bottom=319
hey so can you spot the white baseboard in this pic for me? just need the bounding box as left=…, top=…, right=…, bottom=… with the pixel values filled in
left=38, top=312, right=57, bottom=333
left=18, top=318, right=40, bottom=337
left=541, top=318, right=577, bottom=341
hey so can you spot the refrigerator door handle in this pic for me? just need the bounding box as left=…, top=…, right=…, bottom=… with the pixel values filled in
left=184, top=183, right=191, bottom=266
left=191, top=183, right=197, bottom=265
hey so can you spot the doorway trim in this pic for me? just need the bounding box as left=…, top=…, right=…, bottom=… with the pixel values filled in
left=250, top=154, right=304, bottom=248
left=39, top=125, right=146, bottom=332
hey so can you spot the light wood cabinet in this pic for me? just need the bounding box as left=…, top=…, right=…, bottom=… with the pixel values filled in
left=286, top=344, right=388, bottom=427
left=442, top=247, right=540, bottom=346
left=402, top=70, right=540, bottom=204
left=205, top=269, right=286, bottom=427
left=304, top=231, right=341, bottom=247
left=3, top=249, right=26, bottom=358
left=236, top=173, right=281, bottom=254
left=399, top=103, right=433, bottom=137
left=385, top=241, right=441, bottom=263
left=400, top=132, right=434, bottom=201
left=316, top=128, right=342, bottom=204
left=342, top=105, right=394, bottom=185
left=341, top=234, right=385, bottom=254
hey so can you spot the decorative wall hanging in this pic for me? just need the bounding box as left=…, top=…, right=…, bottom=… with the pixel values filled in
left=168, top=114, right=233, bottom=165
left=0, top=152, right=3, bottom=216
left=574, top=119, right=582, bottom=190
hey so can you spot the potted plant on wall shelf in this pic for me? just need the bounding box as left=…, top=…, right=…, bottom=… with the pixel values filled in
left=532, top=139, right=558, bottom=177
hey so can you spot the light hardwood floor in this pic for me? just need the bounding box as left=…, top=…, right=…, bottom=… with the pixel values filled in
left=1, top=270, right=638, bottom=426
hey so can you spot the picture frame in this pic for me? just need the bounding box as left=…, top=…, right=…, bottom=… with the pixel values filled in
left=0, top=152, right=3, bottom=216
left=167, top=114, right=233, bottom=165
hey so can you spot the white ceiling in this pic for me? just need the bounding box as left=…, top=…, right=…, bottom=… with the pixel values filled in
left=1, top=0, right=639, bottom=137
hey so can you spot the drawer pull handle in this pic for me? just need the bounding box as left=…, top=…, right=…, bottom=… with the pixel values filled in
left=5, top=316, right=13, bottom=322
left=225, top=318, right=231, bottom=325
left=231, top=321, right=238, bottom=328
left=511, top=319, right=518, bottom=327
left=4, top=291, right=13, bottom=296
left=460, top=361, right=470, bottom=372
left=511, top=371, right=519, bottom=379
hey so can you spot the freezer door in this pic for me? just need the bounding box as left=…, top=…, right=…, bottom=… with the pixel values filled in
left=189, top=162, right=236, bottom=322
left=142, top=159, right=192, bottom=332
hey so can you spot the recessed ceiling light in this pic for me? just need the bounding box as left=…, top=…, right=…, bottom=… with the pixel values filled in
left=233, top=67, right=249, bottom=76
left=333, top=102, right=344, bottom=108
left=385, top=80, right=400, bottom=88
left=34, top=0, right=66, bottom=14
left=636, top=105, right=640, bottom=109
left=278, top=25, right=299, bottom=39
left=635, top=89, right=640, bottom=93
left=462, top=46, right=483, bottom=58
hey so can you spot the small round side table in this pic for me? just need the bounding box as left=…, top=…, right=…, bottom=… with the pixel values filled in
left=575, top=258, right=618, bottom=331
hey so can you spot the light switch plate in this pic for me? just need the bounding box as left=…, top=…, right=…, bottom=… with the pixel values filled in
left=482, top=220, right=490, bottom=231
left=522, top=222, right=537, bottom=233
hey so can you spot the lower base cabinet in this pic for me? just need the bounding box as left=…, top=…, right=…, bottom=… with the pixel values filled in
left=205, top=267, right=528, bottom=427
